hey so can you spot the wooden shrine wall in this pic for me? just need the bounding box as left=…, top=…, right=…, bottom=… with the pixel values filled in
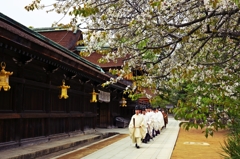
left=0, top=44, right=116, bottom=150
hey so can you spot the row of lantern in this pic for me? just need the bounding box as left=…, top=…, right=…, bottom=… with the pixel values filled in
left=58, top=80, right=99, bottom=103
left=0, top=62, right=127, bottom=106
left=59, top=82, right=127, bottom=106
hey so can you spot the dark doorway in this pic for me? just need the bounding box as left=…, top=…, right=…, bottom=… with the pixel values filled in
left=98, top=102, right=109, bottom=128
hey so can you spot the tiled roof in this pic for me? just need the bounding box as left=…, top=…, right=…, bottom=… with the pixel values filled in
left=82, top=52, right=125, bottom=68
left=75, top=46, right=128, bottom=71
left=33, top=28, right=83, bottom=50
left=33, top=28, right=128, bottom=71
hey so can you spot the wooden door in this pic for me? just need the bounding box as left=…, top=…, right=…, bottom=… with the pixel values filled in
left=99, top=103, right=109, bottom=128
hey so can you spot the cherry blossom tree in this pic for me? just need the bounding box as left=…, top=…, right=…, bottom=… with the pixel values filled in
left=25, top=0, right=240, bottom=136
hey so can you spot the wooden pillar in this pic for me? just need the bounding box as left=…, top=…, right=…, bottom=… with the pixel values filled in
left=45, top=73, right=52, bottom=138
left=14, top=82, right=24, bottom=145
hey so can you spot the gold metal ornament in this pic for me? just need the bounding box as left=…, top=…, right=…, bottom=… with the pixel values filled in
left=0, top=62, right=13, bottom=91
left=59, top=80, right=70, bottom=99
left=90, top=89, right=98, bottom=103
left=120, top=97, right=127, bottom=107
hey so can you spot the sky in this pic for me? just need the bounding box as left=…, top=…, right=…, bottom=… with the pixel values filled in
left=0, top=0, right=71, bottom=28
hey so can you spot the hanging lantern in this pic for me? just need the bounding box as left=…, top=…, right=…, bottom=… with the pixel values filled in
left=59, top=79, right=70, bottom=99
left=0, top=62, right=13, bottom=91
left=90, top=89, right=98, bottom=103
left=120, top=97, right=127, bottom=107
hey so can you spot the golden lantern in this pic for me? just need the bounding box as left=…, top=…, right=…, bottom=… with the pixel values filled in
left=0, top=62, right=13, bottom=91
left=90, top=89, right=98, bottom=103
left=59, top=80, right=70, bottom=99
left=120, top=97, right=127, bottom=107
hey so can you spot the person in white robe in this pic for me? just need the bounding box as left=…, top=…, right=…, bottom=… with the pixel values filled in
left=129, top=105, right=146, bottom=148
left=141, top=106, right=149, bottom=143
left=153, top=108, right=160, bottom=136
left=148, top=107, right=156, bottom=137
left=146, top=106, right=154, bottom=139
left=156, top=108, right=165, bottom=133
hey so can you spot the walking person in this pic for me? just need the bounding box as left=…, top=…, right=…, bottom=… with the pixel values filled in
left=145, top=105, right=154, bottom=139
left=161, top=109, right=168, bottom=128
left=152, top=108, right=159, bottom=136
left=155, top=108, right=165, bottom=132
left=149, top=107, right=156, bottom=138
left=141, top=106, right=150, bottom=143
left=129, top=105, right=146, bottom=149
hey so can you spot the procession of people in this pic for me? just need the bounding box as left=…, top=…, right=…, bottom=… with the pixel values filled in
left=129, top=104, right=168, bottom=149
